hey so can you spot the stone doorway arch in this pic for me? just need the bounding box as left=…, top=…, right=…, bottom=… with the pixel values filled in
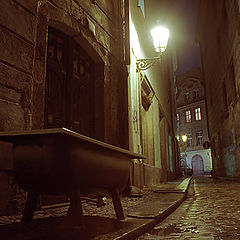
left=191, top=154, right=204, bottom=175
left=32, top=2, right=105, bottom=142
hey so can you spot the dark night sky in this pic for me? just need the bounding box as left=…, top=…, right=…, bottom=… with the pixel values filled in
left=173, top=0, right=201, bottom=75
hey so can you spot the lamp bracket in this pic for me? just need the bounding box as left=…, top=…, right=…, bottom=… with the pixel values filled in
left=136, top=56, right=162, bottom=71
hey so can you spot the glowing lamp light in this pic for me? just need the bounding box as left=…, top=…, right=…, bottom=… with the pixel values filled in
left=151, top=26, right=169, bottom=53
left=181, top=135, right=188, bottom=142
left=136, top=25, right=170, bottom=71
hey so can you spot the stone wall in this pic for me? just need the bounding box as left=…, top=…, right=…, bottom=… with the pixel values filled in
left=198, top=0, right=240, bottom=177
left=0, top=0, right=128, bottom=214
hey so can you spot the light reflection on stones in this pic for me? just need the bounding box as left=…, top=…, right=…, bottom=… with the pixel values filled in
left=137, top=176, right=240, bottom=239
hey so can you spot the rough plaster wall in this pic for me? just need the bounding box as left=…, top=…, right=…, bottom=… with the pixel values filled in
left=160, top=117, right=169, bottom=180
left=146, top=59, right=172, bottom=123
left=129, top=12, right=143, bottom=153
left=233, top=101, right=240, bottom=176
left=218, top=1, right=240, bottom=177
left=133, top=161, right=144, bottom=188
left=128, top=56, right=141, bottom=153
left=141, top=104, right=154, bottom=166
left=139, top=93, right=165, bottom=185
left=199, top=0, right=240, bottom=177
left=152, top=97, right=161, bottom=169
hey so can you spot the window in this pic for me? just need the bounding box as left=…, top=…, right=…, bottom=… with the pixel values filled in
left=195, top=107, right=202, bottom=120
left=193, top=89, right=199, bottom=98
left=177, top=112, right=180, bottom=127
left=196, top=131, right=203, bottom=145
left=185, top=110, right=191, bottom=123
left=138, top=0, right=145, bottom=17
left=187, top=134, right=193, bottom=147
left=184, top=92, right=190, bottom=102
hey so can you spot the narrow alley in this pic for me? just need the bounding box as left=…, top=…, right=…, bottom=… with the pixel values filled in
left=0, top=0, right=239, bottom=239
left=137, top=176, right=240, bottom=240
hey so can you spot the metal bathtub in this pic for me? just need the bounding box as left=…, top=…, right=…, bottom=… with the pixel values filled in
left=0, top=128, right=144, bottom=225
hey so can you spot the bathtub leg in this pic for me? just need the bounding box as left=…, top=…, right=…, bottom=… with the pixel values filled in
left=22, top=192, right=38, bottom=222
left=71, top=190, right=84, bottom=226
left=67, top=197, right=73, bottom=216
left=111, top=189, right=125, bottom=220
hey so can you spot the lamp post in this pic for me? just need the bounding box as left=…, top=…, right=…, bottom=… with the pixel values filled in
left=178, top=134, right=188, bottom=176
left=136, top=26, right=169, bottom=71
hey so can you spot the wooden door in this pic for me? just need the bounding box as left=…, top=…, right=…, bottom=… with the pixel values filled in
left=67, top=44, right=94, bottom=136
left=191, top=155, right=204, bottom=175
left=45, top=28, right=67, bottom=128
left=45, top=27, right=95, bottom=137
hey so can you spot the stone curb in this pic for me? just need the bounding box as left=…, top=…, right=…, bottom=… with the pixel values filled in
left=113, top=177, right=192, bottom=240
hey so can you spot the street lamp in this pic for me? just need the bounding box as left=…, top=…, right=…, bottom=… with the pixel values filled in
left=181, top=135, right=187, bottom=143
left=179, top=134, right=188, bottom=176
left=136, top=26, right=169, bottom=71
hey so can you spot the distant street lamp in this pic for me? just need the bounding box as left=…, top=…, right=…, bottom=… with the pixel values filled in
left=136, top=26, right=169, bottom=71
left=181, top=134, right=187, bottom=143
left=179, top=134, right=189, bottom=176
left=177, top=134, right=188, bottom=153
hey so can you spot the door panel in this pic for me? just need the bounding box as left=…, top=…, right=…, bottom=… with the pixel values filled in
left=45, top=27, right=95, bottom=137
left=45, top=29, right=67, bottom=128
left=192, top=155, right=204, bottom=175
left=67, top=46, right=94, bottom=136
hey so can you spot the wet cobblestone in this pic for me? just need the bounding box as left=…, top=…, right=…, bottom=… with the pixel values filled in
left=137, top=176, right=240, bottom=240
left=0, top=189, right=157, bottom=226
left=0, top=179, right=185, bottom=227
left=0, top=178, right=190, bottom=239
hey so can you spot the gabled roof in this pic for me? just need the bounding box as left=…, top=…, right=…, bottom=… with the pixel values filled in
left=176, top=66, right=203, bottom=99
left=176, top=66, right=202, bottom=88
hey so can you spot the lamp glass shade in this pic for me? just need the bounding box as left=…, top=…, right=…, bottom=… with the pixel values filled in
left=181, top=135, right=187, bottom=142
left=151, top=26, right=169, bottom=53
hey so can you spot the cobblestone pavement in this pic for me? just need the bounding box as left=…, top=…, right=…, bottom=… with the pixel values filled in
left=0, top=189, right=155, bottom=225
left=0, top=179, right=186, bottom=240
left=0, top=179, right=184, bottom=226
left=137, top=175, right=240, bottom=240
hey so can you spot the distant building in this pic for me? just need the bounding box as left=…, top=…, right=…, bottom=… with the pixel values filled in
left=197, top=0, right=240, bottom=177
left=176, top=67, right=212, bottom=175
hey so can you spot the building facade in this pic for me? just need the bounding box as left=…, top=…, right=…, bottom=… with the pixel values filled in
left=176, top=67, right=212, bottom=175
left=129, top=0, right=179, bottom=186
left=197, top=0, right=240, bottom=177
